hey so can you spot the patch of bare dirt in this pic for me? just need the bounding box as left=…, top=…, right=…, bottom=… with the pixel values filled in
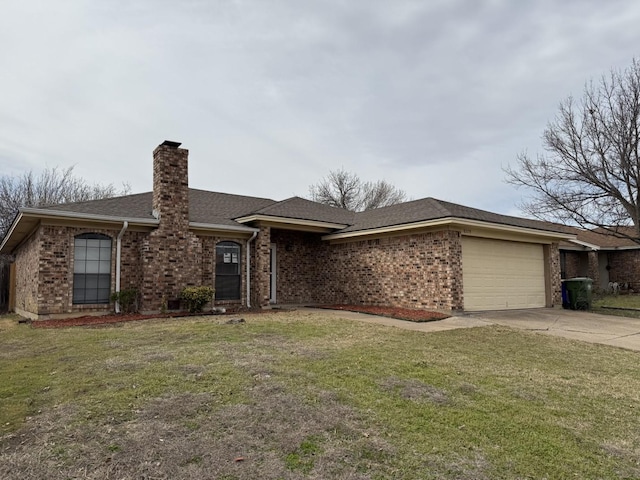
left=0, top=383, right=396, bottom=479
left=29, top=307, right=274, bottom=329
left=317, top=304, right=449, bottom=322
left=380, top=376, right=450, bottom=404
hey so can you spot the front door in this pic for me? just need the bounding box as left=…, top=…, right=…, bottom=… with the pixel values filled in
left=269, top=244, right=276, bottom=303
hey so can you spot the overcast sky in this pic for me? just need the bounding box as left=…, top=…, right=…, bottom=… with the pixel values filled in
left=1, top=0, right=639, bottom=216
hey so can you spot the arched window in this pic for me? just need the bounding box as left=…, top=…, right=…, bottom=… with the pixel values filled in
left=73, top=233, right=112, bottom=304
left=215, top=241, right=241, bottom=300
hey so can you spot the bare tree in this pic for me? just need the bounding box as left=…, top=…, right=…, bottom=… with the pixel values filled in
left=505, top=58, right=640, bottom=241
left=0, top=166, right=130, bottom=239
left=309, top=169, right=407, bottom=211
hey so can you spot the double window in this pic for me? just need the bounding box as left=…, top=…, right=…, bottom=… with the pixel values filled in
left=215, top=241, right=241, bottom=300
left=73, top=233, right=112, bottom=304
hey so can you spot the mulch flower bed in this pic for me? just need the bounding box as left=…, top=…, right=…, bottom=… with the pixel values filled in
left=26, top=304, right=448, bottom=328
left=315, top=305, right=450, bottom=322
left=30, top=307, right=270, bottom=329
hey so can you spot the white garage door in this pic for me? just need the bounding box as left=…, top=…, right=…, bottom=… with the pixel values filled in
left=462, top=237, right=546, bottom=311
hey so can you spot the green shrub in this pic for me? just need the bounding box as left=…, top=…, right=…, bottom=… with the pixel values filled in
left=110, top=288, right=139, bottom=313
left=180, top=286, right=215, bottom=313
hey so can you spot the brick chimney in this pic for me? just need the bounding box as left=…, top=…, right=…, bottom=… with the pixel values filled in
left=152, top=140, right=189, bottom=231
left=141, top=141, right=202, bottom=313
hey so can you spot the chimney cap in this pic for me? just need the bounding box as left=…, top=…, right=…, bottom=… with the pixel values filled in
left=160, top=140, right=182, bottom=148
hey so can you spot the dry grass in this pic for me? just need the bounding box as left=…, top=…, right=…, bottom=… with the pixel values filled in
left=593, top=294, right=640, bottom=318
left=1, top=311, right=640, bottom=479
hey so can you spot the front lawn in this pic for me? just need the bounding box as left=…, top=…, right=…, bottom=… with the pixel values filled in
left=1, top=311, right=639, bottom=479
left=593, top=293, right=640, bottom=318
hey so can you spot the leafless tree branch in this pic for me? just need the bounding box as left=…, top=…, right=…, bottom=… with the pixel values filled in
left=0, top=166, right=131, bottom=239
left=505, top=58, right=640, bottom=242
left=309, top=169, right=408, bottom=211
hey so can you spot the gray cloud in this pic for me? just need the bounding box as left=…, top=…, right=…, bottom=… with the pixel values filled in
left=1, top=0, right=640, bottom=213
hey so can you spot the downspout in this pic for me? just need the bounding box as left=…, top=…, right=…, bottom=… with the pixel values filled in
left=115, top=221, right=129, bottom=313
left=246, top=231, right=258, bottom=308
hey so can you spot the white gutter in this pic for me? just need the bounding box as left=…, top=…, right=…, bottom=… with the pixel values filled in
left=189, top=222, right=259, bottom=233
left=568, top=239, right=600, bottom=250
left=246, top=230, right=258, bottom=308
left=114, top=221, right=129, bottom=313
left=234, top=214, right=348, bottom=230
left=18, top=207, right=160, bottom=225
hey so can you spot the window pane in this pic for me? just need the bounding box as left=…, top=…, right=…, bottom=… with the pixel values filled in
left=85, top=289, right=98, bottom=303
left=215, top=276, right=241, bottom=300
left=97, top=288, right=110, bottom=303
left=75, top=247, right=86, bottom=261
left=87, top=247, right=100, bottom=260
left=74, top=260, right=86, bottom=274
left=85, top=274, right=98, bottom=289
left=98, top=275, right=110, bottom=289
left=85, top=261, right=99, bottom=274
left=217, top=263, right=239, bottom=275
left=73, top=287, right=85, bottom=303
left=99, top=260, right=111, bottom=274
left=87, top=239, right=101, bottom=248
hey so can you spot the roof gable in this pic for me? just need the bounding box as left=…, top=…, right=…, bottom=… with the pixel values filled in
left=248, top=196, right=355, bottom=225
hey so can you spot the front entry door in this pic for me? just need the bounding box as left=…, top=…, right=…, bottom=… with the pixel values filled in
left=269, top=244, right=276, bottom=304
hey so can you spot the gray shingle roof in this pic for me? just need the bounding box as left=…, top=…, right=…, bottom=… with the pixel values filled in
left=251, top=196, right=355, bottom=225
left=40, top=189, right=276, bottom=228
left=189, top=189, right=274, bottom=226
left=338, top=197, right=568, bottom=234
left=34, top=190, right=567, bottom=235
left=41, top=192, right=156, bottom=220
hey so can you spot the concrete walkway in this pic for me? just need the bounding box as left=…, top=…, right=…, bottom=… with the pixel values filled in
left=303, top=307, right=640, bottom=352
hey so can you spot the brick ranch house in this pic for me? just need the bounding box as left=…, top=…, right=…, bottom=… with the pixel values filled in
left=1, top=141, right=588, bottom=320
left=557, top=226, right=640, bottom=292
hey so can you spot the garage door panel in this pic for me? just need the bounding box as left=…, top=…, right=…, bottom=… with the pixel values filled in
left=462, top=237, right=545, bottom=311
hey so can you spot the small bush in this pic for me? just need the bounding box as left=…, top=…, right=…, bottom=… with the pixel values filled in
left=110, top=288, right=139, bottom=313
left=180, top=286, right=215, bottom=313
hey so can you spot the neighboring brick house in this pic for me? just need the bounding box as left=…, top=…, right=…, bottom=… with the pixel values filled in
left=557, top=227, right=640, bottom=292
left=1, top=141, right=576, bottom=320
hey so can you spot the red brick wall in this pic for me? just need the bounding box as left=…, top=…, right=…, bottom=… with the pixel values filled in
left=562, top=251, right=591, bottom=279
left=271, top=229, right=464, bottom=311
left=608, top=250, right=640, bottom=290
left=13, top=224, right=146, bottom=318
left=13, top=227, right=40, bottom=317
left=120, top=231, right=146, bottom=292
left=548, top=243, right=562, bottom=305
left=251, top=226, right=271, bottom=307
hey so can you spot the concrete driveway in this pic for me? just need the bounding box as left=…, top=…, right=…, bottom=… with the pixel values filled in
left=305, top=307, right=640, bottom=351
left=469, top=308, right=640, bottom=351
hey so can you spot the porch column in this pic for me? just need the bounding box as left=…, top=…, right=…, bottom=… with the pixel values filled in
left=587, top=250, right=600, bottom=290
left=544, top=243, right=562, bottom=306
left=252, top=225, right=271, bottom=307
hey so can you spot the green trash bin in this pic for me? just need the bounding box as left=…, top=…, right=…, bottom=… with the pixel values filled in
left=562, top=277, right=593, bottom=310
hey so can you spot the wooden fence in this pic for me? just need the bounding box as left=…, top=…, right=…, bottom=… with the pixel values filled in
left=0, top=259, right=9, bottom=313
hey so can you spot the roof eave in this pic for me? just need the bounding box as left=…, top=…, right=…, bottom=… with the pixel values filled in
left=0, top=208, right=160, bottom=255
left=0, top=211, right=26, bottom=254
left=323, top=217, right=576, bottom=241
left=235, top=214, right=348, bottom=231
left=18, top=207, right=160, bottom=226
left=189, top=222, right=259, bottom=234
left=567, top=239, right=600, bottom=251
